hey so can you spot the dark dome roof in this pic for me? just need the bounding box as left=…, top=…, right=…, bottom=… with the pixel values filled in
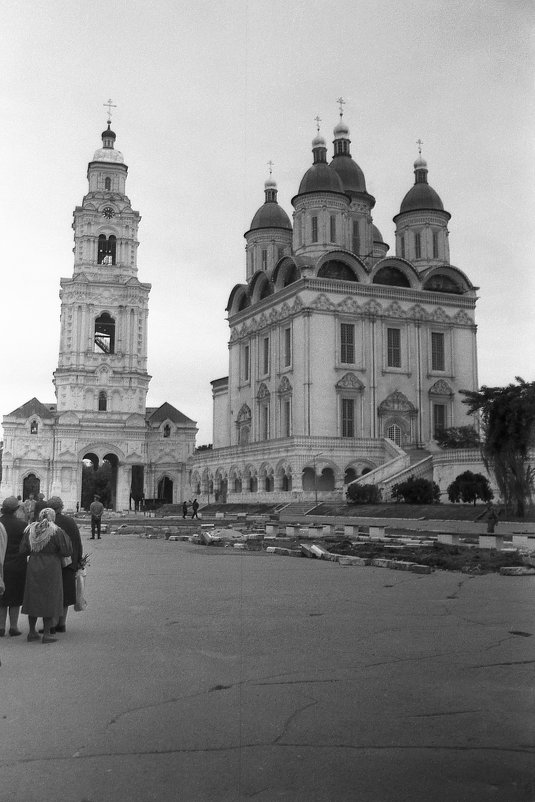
left=329, top=155, right=366, bottom=194
left=250, top=202, right=292, bottom=231
left=298, top=163, right=344, bottom=195
left=372, top=224, right=383, bottom=243
left=400, top=182, right=444, bottom=213
left=101, top=126, right=116, bottom=140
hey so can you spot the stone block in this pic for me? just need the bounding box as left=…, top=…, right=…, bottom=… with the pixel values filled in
left=389, top=561, right=414, bottom=571
left=499, top=566, right=535, bottom=576
left=479, top=535, right=505, bottom=550
left=409, top=564, right=434, bottom=574
left=266, top=546, right=276, bottom=553
left=369, top=526, right=386, bottom=540
left=337, top=555, right=371, bottom=566
left=265, top=523, right=279, bottom=536
left=322, top=524, right=333, bottom=536
left=371, top=558, right=392, bottom=568
left=437, top=533, right=461, bottom=546
left=300, top=544, right=316, bottom=558
left=344, top=525, right=360, bottom=537
left=233, top=543, right=246, bottom=550
left=310, top=544, right=331, bottom=559
left=215, top=512, right=225, bottom=519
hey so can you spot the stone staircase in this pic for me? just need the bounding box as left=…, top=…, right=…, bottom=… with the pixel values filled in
left=278, top=501, right=319, bottom=520
left=349, top=446, right=435, bottom=500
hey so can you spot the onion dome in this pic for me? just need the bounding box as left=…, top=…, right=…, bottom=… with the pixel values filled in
left=296, top=134, right=344, bottom=196
left=372, top=224, right=384, bottom=243
left=329, top=119, right=368, bottom=196
left=248, top=177, right=292, bottom=231
left=399, top=157, right=446, bottom=214
left=92, top=121, right=125, bottom=164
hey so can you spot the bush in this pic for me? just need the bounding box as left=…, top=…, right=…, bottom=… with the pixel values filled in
left=391, top=477, right=440, bottom=504
left=447, top=471, right=494, bottom=505
left=435, top=426, right=480, bottom=449
left=346, top=483, right=382, bottom=504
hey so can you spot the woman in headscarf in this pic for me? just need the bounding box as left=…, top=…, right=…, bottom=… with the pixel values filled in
left=0, top=496, right=28, bottom=636
left=20, top=507, right=72, bottom=643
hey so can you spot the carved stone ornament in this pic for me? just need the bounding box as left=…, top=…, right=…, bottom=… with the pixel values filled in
left=429, top=379, right=454, bottom=396
left=278, top=376, right=293, bottom=395
left=431, top=307, right=451, bottom=323
left=335, top=373, right=365, bottom=392
left=363, top=300, right=382, bottom=316
left=236, top=404, right=252, bottom=423
left=453, top=310, right=473, bottom=326
left=383, top=301, right=406, bottom=319
left=378, top=390, right=417, bottom=416
left=408, top=304, right=428, bottom=320
left=337, top=297, right=361, bottom=314
left=310, top=294, right=336, bottom=311
left=257, top=382, right=270, bottom=400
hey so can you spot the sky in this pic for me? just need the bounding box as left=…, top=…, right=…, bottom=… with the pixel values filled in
left=0, top=0, right=533, bottom=445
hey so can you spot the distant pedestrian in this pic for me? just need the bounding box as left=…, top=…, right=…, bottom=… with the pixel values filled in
left=191, top=499, right=199, bottom=519
left=47, top=497, right=83, bottom=633
left=0, top=497, right=27, bottom=637
left=14, top=496, right=26, bottom=522
left=483, top=501, right=499, bottom=534
left=182, top=501, right=188, bottom=519
left=89, top=495, right=104, bottom=539
left=33, top=493, right=47, bottom=522
left=23, top=494, right=36, bottom=524
left=20, top=508, right=72, bottom=643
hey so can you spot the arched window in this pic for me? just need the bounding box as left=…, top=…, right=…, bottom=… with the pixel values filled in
left=373, top=266, right=410, bottom=287
left=163, top=424, right=170, bottom=438
left=30, top=420, right=38, bottom=435
left=94, top=313, right=115, bottom=354
left=98, top=391, right=107, bottom=411
left=318, top=260, right=358, bottom=282
left=387, top=424, right=401, bottom=446
left=97, top=234, right=117, bottom=265
left=105, top=177, right=111, bottom=190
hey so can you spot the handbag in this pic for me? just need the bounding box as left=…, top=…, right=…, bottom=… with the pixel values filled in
left=74, top=568, right=87, bottom=611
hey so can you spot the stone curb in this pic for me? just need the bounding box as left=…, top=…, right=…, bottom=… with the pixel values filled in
left=499, top=566, right=535, bottom=576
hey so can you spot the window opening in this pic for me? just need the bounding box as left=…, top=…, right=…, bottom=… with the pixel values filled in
left=163, top=424, right=170, bottom=438
left=415, top=232, right=421, bottom=259
left=433, top=231, right=439, bottom=258
left=243, top=344, right=250, bottom=382
left=261, top=249, right=267, bottom=270
left=340, top=323, right=355, bottom=364
left=97, top=234, right=117, bottom=265
left=387, top=423, right=402, bottom=446
left=433, top=403, right=446, bottom=437
left=342, top=398, right=355, bottom=437
left=400, top=234, right=405, bottom=259
left=352, top=220, right=360, bottom=254
left=431, top=332, right=445, bottom=371
left=284, top=327, right=291, bottom=367
left=94, top=313, right=116, bottom=354
left=98, top=391, right=107, bottom=411
left=311, top=216, right=318, bottom=243
left=330, top=215, right=336, bottom=242
left=105, top=177, right=111, bottom=190
left=387, top=328, right=401, bottom=368
left=30, top=420, right=38, bottom=434
left=263, top=337, right=269, bottom=375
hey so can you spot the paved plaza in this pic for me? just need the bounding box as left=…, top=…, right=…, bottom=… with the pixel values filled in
left=1, top=531, right=534, bottom=801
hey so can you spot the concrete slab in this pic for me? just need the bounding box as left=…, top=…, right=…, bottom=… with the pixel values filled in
left=1, top=535, right=533, bottom=801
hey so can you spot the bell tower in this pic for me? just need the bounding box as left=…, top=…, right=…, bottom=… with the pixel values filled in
left=53, top=117, right=151, bottom=416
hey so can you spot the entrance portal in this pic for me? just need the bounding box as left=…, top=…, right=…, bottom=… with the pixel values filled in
left=157, top=476, right=173, bottom=505
left=23, top=473, right=40, bottom=501
left=81, top=452, right=119, bottom=511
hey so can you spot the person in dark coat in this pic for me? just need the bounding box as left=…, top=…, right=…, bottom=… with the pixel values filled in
left=20, top=508, right=71, bottom=643
left=0, top=496, right=28, bottom=636
left=182, top=501, right=188, bottom=519
left=191, top=499, right=199, bottom=519
left=33, top=493, right=47, bottom=522
left=46, top=497, right=83, bottom=633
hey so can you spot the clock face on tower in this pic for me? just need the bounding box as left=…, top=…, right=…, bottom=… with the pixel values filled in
left=102, top=207, right=115, bottom=219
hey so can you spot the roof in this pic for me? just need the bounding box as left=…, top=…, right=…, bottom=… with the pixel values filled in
left=146, top=402, right=196, bottom=426
left=6, top=397, right=56, bottom=419
left=329, top=155, right=367, bottom=194
left=249, top=202, right=292, bottom=231
left=399, top=182, right=445, bottom=214
left=297, top=162, right=344, bottom=195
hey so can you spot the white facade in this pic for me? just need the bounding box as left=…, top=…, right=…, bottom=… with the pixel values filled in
left=1, top=123, right=197, bottom=510
left=190, top=118, right=480, bottom=502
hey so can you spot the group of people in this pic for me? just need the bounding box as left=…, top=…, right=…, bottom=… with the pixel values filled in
left=182, top=498, right=199, bottom=519
left=0, top=495, right=83, bottom=653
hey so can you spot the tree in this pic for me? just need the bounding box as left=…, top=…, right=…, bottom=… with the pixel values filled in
left=346, top=483, right=381, bottom=504
left=435, top=426, right=480, bottom=449
left=391, top=476, right=440, bottom=504
left=461, top=378, right=535, bottom=517
left=447, top=471, right=494, bottom=505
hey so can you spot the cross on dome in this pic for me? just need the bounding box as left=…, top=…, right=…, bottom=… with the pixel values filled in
left=103, top=98, right=117, bottom=122
left=267, top=159, right=274, bottom=176
left=416, top=138, right=424, bottom=155
left=336, top=96, right=346, bottom=117
left=314, top=115, right=322, bottom=132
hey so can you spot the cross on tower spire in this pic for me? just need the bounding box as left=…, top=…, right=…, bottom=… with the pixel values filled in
left=336, top=96, right=346, bottom=117
left=314, top=115, right=322, bottom=132
left=267, top=160, right=274, bottom=176
left=104, top=98, right=117, bottom=122
left=416, top=138, right=423, bottom=155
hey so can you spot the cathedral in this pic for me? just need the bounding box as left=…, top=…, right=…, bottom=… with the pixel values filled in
left=0, top=120, right=197, bottom=510
left=190, top=109, right=480, bottom=503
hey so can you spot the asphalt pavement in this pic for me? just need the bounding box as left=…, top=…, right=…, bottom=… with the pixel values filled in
left=1, top=532, right=534, bottom=801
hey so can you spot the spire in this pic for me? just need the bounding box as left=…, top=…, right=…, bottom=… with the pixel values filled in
left=413, top=139, right=428, bottom=184
left=311, top=115, right=327, bottom=163
left=333, top=96, right=350, bottom=155
left=264, top=161, right=277, bottom=202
